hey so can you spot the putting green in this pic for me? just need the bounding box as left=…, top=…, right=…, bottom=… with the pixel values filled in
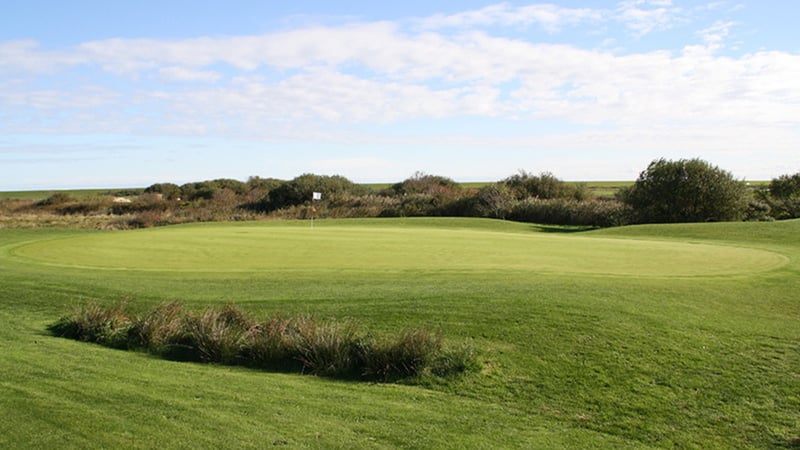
left=10, top=222, right=787, bottom=277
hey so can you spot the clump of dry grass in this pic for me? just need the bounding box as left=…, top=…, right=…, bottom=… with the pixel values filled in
left=50, top=301, right=479, bottom=382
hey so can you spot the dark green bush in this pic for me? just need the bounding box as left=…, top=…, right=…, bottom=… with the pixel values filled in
left=388, top=172, right=460, bottom=196
left=144, top=182, right=181, bottom=200
left=762, top=172, right=800, bottom=219
left=503, top=171, right=582, bottom=200
left=258, top=174, right=367, bottom=212
left=621, top=158, right=748, bottom=223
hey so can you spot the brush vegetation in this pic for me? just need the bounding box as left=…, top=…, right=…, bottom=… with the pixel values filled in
left=49, top=302, right=477, bottom=381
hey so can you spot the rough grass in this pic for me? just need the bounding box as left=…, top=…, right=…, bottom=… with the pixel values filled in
left=50, top=302, right=472, bottom=381
left=1, top=218, right=799, bottom=448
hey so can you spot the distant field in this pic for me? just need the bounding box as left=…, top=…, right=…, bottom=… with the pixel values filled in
left=0, top=188, right=143, bottom=200
left=1, top=217, right=798, bottom=448
left=0, top=180, right=769, bottom=201
left=575, top=181, right=633, bottom=198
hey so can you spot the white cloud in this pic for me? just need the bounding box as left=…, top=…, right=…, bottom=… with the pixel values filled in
left=2, top=25, right=799, bottom=133
left=158, top=66, right=221, bottom=82
left=1, top=3, right=798, bottom=183
left=419, top=3, right=603, bottom=32
left=616, top=0, right=686, bottom=37
left=697, top=20, right=736, bottom=50
left=419, top=1, right=699, bottom=37
left=0, top=40, right=87, bottom=74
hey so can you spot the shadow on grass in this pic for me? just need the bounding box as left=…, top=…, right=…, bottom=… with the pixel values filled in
left=529, top=224, right=597, bottom=234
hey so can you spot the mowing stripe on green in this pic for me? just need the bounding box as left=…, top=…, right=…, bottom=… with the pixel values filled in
left=10, top=222, right=787, bottom=277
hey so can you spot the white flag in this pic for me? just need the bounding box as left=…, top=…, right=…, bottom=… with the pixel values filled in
left=312, top=192, right=322, bottom=200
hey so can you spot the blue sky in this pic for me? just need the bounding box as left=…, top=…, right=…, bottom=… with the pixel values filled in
left=1, top=1, right=798, bottom=190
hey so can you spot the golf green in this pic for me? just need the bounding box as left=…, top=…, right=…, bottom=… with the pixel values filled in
left=10, top=222, right=787, bottom=277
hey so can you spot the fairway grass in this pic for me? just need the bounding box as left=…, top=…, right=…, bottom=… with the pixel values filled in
left=1, top=218, right=799, bottom=448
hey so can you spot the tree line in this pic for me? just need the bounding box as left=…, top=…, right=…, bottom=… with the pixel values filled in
left=16, top=159, right=800, bottom=229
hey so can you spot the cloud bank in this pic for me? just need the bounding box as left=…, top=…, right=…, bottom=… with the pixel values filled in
left=1, top=1, right=798, bottom=185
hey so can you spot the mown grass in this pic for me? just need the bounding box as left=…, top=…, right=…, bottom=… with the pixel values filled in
left=1, top=218, right=798, bottom=448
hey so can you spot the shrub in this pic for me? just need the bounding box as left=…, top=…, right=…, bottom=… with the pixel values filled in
left=474, top=183, right=514, bottom=219
left=509, top=198, right=630, bottom=227
left=503, top=171, right=580, bottom=200
left=259, top=174, right=366, bottom=212
left=388, top=172, right=461, bottom=196
left=36, top=192, right=74, bottom=207
left=53, top=196, right=113, bottom=215
left=325, top=194, right=401, bottom=218
left=144, top=182, right=181, bottom=200
left=762, top=172, right=800, bottom=219
left=621, top=158, right=748, bottom=223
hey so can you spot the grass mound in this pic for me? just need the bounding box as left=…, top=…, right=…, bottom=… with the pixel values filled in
left=49, top=301, right=478, bottom=382
left=4, top=218, right=797, bottom=447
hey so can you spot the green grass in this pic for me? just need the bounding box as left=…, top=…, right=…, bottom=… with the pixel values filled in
left=0, top=188, right=142, bottom=200
left=1, top=218, right=799, bottom=448
left=10, top=219, right=786, bottom=276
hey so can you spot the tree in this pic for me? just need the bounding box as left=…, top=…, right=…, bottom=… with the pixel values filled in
left=621, top=158, right=748, bottom=223
left=764, top=172, right=800, bottom=219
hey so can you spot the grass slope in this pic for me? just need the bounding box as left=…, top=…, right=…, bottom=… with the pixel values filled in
left=1, top=218, right=798, bottom=448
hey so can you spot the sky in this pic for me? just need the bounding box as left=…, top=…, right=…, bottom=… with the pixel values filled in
left=1, top=0, right=799, bottom=190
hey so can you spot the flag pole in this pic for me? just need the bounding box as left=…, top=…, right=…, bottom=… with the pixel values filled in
left=311, top=192, right=321, bottom=228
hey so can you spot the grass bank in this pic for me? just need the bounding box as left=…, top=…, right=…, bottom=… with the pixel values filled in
left=1, top=218, right=798, bottom=448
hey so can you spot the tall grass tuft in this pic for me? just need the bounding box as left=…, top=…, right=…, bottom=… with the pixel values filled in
left=184, top=305, right=252, bottom=364
left=289, top=316, right=362, bottom=377
left=241, top=316, right=298, bottom=370
left=127, top=302, right=191, bottom=358
left=362, top=329, right=443, bottom=380
left=50, top=302, right=479, bottom=382
left=48, top=301, right=131, bottom=349
left=431, top=339, right=480, bottom=377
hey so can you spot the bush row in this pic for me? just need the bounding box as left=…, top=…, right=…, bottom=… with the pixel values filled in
left=508, top=198, right=631, bottom=227
left=48, top=302, right=479, bottom=382
left=16, top=166, right=800, bottom=228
